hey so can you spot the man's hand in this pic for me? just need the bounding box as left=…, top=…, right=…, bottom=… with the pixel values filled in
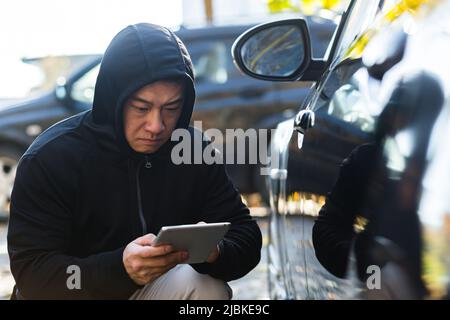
left=123, top=233, right=188, bottom=285
left=206, top=245, right=220, bottom=263
left=197, top=221, right=220, bottom=263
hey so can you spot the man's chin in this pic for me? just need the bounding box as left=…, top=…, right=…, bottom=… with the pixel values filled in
left=130, top=138, right=169, bottom=154
left=137, top=145, right=161, bottom=154
left=133, top=140, right=165, bottom=154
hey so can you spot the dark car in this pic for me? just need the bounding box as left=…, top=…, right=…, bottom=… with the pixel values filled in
left=0, top=21, right=336, bottom=220
left=233, top=0, right=450, bottom=299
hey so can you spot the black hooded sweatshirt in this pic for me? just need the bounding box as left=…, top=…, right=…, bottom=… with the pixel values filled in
left=7, top=23, right=262, bottom=299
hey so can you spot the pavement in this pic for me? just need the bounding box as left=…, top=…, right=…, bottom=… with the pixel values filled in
left=0, top=216, right=269, bottom=300
left=228, top=217, right=269, bottom=300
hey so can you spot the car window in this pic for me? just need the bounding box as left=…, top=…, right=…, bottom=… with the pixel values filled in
left=310, top=0, right=430, bottom=133
left=189, top=40, right=234, bottom=84
left=314, top=59, right=377, bottom=133
left=69, top=38, right=236, bottom=105
left=71, top=64, right=100, bottom=104
left=328, top=0, right=381, bottom=67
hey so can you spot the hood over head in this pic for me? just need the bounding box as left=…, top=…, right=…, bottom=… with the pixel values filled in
left=91, top=23, right=195, bottom=157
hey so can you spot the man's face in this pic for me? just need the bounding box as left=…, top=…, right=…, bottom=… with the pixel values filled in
left=123, top=81, right=184, bottom=154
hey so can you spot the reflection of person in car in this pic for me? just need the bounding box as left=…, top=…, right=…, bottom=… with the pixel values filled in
left=312, top=71, right=445, bottom=280
left=312, top=142, right=377, bottom=278
left=7, top=23, right=262, bottom=300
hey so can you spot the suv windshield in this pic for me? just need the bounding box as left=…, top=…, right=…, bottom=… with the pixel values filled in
left=0, top=55, right=100, bottom=101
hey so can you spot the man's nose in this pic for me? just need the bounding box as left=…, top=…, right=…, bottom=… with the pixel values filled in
left=144, top=109, right=165, bottom=135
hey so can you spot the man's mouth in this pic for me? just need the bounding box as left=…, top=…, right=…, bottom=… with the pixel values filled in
left=139, top=138, right=162, bottom=145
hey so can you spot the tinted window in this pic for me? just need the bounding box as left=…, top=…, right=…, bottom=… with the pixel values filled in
left=71, top=64, right=100, bottom=104
left=194, top=41, right=228, bottom=84
left=188, top=39, right=237, bottom=84
left=314, top=59, right=377, bottom=133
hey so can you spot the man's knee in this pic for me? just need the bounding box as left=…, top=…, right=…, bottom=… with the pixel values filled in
left=130, top=264, right=232, bottom=300
left=176, top=265, right=231, bottom=300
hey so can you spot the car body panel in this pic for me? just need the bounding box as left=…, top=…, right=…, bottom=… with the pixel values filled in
left=260, top=0, right=450, bottom=300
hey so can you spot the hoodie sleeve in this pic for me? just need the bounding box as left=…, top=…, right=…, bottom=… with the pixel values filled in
left=7, top=155, right=140, bottom=299
left=190, top=162, right=262, bottom=281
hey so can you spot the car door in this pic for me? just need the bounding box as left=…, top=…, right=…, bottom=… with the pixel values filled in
left=286, top=60, right=379, bottom=300
left=266, top=0, right=384, bottom=299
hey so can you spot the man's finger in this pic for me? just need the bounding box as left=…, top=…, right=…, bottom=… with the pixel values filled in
left=142, top=251, right=188, bottom=267
left=147, top=251, right=188, bottom=268
left=139, top=263, right=178, bottom=284
left=137, top=244, right=173, bottom=258
left=134, top=233, right=156, bottom=246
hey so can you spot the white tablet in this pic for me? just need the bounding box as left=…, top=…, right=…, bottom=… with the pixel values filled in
left=153, top=222, right=231, bottom=264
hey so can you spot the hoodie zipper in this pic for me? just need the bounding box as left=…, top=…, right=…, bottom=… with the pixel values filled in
left=135, top=156, right=152, bottom=235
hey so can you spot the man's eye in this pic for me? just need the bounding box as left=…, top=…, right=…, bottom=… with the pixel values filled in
left=164, top=105, right=181, bottom=112
left=131, top=106, right=148, bottom=113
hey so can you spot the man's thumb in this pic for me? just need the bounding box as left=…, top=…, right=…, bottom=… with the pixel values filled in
left=134, top=233, right=156, bottom=246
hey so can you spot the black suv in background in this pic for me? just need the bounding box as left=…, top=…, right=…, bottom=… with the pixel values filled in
left=0, top=19, right=336, bottom=220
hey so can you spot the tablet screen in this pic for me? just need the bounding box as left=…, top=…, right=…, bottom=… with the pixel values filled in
left=153, top=222, right=230, bottom=264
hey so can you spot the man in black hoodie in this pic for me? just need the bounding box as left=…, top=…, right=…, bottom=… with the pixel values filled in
left=7, top=23, right=262, bottom=299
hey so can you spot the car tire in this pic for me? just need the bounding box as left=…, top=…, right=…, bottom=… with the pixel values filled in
left=0, top=145, right=23, bottom=222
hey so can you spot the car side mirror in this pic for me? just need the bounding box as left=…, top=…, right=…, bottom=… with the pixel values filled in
left=232, top=19, right=326, bottom=82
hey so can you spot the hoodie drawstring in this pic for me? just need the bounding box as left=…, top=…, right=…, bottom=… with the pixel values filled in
left=136, top=158, right=149, bottom=235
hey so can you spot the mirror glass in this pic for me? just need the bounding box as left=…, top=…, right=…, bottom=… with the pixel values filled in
left=240, top=25, right=306, bottom=77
